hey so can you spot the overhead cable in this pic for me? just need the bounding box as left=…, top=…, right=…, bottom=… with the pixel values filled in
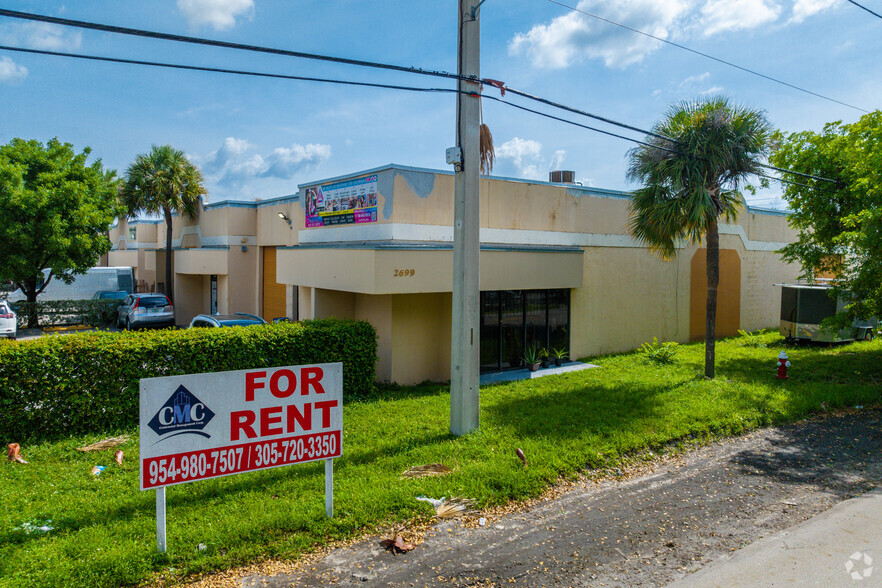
left=846, top=0, right=882, bottom=19
left=0, top=43, right=833, bottom=191
left=544, top=0, right=870, bottom=113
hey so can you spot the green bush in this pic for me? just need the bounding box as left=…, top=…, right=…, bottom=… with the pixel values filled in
left=639, top=337, right=679, bottom=365
left=10, top=299, right=120, bottom=328
left=737, top=329, right=769, bottom=348
left=0, top=319, right=377, bottom=441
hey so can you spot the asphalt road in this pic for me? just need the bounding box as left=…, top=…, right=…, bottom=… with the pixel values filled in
left=239, top=408, right=882, bottom=587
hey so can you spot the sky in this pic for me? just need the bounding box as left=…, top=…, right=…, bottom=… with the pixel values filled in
left=0, top=0, right=879, bottom=210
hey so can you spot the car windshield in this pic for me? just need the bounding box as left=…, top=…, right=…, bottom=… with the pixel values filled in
left=138, top=296, right=169, bottom=308
left=217, top=319, right=263, bottom=327
left=99, top=291, right=128, bottom=300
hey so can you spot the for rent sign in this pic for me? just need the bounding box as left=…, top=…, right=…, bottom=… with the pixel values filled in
left=139, top=363, right=342, bottom=490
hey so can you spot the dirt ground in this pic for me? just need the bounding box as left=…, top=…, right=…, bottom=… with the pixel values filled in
left=190, top=408, right=882, bottom=588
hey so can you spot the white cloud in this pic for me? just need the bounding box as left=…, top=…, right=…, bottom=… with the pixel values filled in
left=0, top=56, right=28, bottom=83
left=698, top=0, right=781, bottom=36
left=496, top=138, right=566, bottom=181
left=791, top=0, right=840, bottom=23
left=679, top=72, right=710, bottom=88
left=199, top=137, right=331, bottom=189
left=177, top=0, right=254, bottom=30
left=508, top=0, right=689, bottom=69
left=0, top=22, right=82, bottom=51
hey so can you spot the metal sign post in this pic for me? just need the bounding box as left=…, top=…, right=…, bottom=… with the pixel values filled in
left=140, top=363, right=343, bottom=552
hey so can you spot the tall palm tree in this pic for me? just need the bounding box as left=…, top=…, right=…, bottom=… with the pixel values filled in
left=122, top=145, right=206, bottom=303
left=627, top=97, right=773, bottom=378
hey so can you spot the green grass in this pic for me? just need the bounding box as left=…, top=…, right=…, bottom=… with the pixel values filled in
left=2, top=333, right=881, bottom=587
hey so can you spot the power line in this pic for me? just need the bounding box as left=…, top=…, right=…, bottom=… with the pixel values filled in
left=0, top=8, right=468, bottom=83
left=543, top=0, right=870, bottom=113
left=0, top=45, right=459, bottom=95
left=846, top=0, right=882, bottom=19
left=0, top=7, right=846, bottom=186
left=0, top=43, right=835, bottom=191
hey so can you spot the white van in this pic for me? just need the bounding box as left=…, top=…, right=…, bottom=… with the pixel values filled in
left=4, top=267, right=134, bottom=302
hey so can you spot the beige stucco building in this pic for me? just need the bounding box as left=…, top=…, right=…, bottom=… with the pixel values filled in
left=106, top=164, right=799, bottom=384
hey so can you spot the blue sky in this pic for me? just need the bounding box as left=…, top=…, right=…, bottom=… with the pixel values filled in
left=0, top=0, right=879, bottom=209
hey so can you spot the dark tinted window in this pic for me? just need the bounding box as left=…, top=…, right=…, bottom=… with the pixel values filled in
left=780, top=287, right=797, bottom=322
left=798, top=289, right=838, bottom=325
left=217, top=319, right=263, bottom=327
left=139, top=296, right=169, bottom=308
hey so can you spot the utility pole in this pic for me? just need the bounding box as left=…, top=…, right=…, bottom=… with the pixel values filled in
left=450, top=0, right=481, bottom=436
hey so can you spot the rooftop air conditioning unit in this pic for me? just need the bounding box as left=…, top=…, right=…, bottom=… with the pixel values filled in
left=549, top=170, right=575, bottom=184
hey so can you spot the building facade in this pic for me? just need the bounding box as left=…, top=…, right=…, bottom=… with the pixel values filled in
left=107, top=164, right=799, bottom=384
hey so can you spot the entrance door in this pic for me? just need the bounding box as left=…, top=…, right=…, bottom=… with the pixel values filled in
left=262, top=247, right=286, bottom=321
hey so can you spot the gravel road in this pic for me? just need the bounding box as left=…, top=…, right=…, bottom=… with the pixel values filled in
left=224, top=408, right=882, bottom=587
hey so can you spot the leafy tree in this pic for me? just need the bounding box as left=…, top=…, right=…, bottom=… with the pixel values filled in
left=121, top=145, right=206, bottom=303
left=0, top=138, right=121, bottom=327
left=627, top=97, right=773, bottom=378
left=770, top=111, right=882, bottom=326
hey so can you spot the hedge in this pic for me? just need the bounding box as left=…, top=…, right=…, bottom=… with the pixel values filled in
left=0, top=319, right=377, bottom=441
left=10, top=299, right=121, bottom=328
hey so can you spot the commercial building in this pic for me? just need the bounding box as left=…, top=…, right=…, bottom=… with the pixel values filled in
left=107, top=164, right=799, bottom=384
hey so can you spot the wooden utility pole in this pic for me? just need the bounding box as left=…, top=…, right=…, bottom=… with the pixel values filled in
left=450, top=0, right=481, bottom=436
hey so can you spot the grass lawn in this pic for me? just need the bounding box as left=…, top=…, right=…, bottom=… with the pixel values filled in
left=1, top=332, right=880, bottom=587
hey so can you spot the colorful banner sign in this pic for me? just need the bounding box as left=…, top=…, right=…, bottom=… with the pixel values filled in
left=305, top=175, right=378, bottom=228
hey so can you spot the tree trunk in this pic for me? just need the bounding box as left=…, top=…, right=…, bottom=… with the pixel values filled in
left=705, top=219, right=719, bottom=379
left=164, top=207, right=174, bottom=304
left=24, top=275, right=39, bottom=329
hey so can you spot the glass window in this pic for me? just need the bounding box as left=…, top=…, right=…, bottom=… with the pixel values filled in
left=480, top=291, right=500, bottom=370
left=128, top=227, right=137, bottom=241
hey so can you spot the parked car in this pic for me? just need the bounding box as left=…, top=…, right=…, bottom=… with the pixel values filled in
left=188, top=313, right=267, bottom=328
left=117, top=294, right=175, bottom=330
left=93, top=290, right=129, bottom=301
left=0, top=301, right=16, bottom=339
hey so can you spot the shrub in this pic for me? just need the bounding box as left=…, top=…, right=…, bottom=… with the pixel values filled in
left=737, top=329, right=768, bottom=348
left=0, top=319, right=377, bottom=441
left=11, top=299, right=120, bottom=328
left=639, top=337, right=679, bottom=365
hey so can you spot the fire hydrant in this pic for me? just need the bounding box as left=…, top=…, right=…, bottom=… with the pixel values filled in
left=776, top=351, right=791, bottom=379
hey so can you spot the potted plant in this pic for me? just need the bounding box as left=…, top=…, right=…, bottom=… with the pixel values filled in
left=521, top=345, right=542, bottom=372
left=551, top=346, right=569, bottom=367
left=539, top=347, right=549, bottom=369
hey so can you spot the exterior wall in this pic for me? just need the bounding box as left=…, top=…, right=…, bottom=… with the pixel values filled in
left=111, top=164, right=800, bottom=384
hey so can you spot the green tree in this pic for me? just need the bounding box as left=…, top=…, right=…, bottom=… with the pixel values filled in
left=121, top=145, right=206, bottom=303
left=0, top=138, right=121, bottom=327
left=770, top=111, right=882, bottom=326
left=627, top=97, right=773, bottom=378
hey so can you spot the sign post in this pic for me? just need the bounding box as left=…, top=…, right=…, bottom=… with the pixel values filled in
left=139, top=363, right=343, bottom=552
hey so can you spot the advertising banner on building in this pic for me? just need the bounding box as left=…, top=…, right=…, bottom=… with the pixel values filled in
left=305, top=174, right=378, bottom=227
left=139, top=363, right=342, bottom=490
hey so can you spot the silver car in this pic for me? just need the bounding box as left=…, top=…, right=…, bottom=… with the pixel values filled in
left=0, top=301, right=16, bottom=339
left=117, top=294, right=176, bottom=330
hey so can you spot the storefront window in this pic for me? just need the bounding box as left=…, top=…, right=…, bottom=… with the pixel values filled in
left=479, top=289, right=570, bottom=372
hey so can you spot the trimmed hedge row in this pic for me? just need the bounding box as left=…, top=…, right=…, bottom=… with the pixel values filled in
left=11, top=299, right=121, bottom=328
left=0, top=319, right=377, bottom=441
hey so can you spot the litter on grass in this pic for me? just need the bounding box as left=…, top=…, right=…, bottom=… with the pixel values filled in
left=92, top=465, right=106, bottom=476
left=77, top=436, right=129, bottom=452
left=114, top=450, right=124, bottom=465
left=416, top=495, right=446, bottom=508
left=13, top=520, right=53, bottom=535
left=434, top=497, right=475, bottom=519
left=401, top=463, right=453, bottom=478
left=7, top=443, right=28, bottom=464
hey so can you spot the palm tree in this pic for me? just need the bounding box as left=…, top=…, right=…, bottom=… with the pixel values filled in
left=122, top=145, right=206, bottom=303
left=627, top=97, right=773, bottom=378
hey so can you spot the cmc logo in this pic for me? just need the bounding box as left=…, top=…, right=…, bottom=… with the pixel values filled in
left=147, top=385, right=215, bottom=441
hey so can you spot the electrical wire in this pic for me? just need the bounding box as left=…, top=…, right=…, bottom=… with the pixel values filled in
left=846, top=0, right=882, bottom=19
left=0, top=7, right=846, bottom=186
left=0, top=8, right=468, bottom=83
left=543, top=0, right=870, bottom=114
left=0, top=43, right=832, bottom=192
